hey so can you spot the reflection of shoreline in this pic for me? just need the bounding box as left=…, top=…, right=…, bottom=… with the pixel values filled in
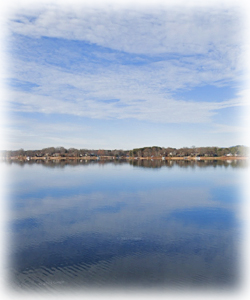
left=2, top=158, right=248, bottom=169
left=129, top=156, right=247, bottom=161
left=2, top=155, right=248, bottom=162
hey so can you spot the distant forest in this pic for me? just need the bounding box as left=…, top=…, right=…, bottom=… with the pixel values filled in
left=1, top=145, right=249, bottom=158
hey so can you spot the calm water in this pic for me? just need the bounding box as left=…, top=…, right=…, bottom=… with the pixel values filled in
left=5, top=159, right=247, bottom=292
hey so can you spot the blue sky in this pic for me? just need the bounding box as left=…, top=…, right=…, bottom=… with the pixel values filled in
left=1, top=0, right=250, bottom=150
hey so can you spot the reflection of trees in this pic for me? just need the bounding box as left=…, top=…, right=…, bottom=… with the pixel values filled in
left=1, top=159, right=129, bottom=168
left=195, top=160, right=249, bottom=169
left=129, top=159, right=167, bottom=169
left=3, top=159, right=248, bottom=169
left=129, top=159, right=248, bottom=169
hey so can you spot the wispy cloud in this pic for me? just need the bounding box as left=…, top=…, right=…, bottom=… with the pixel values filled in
left=9, top=4, right=243, bottom=56
left=2, top=1, right=248, bottom=149
left=5, top=54, right=247, bottom=124
left=212, top=123, right=248, bottom=134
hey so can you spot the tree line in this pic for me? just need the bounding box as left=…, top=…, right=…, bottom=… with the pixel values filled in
left=129, top=145, right=249, bottom=157
left=1, top=147, right=129, bottom=158
left=1, top=145, right=249, bottom=159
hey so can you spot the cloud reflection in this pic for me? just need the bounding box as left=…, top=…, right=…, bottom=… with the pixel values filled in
left=8, top=161, right=242, bottom=289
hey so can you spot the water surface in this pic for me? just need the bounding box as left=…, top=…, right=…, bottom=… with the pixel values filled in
left=5, top=159, right=247, bottom=291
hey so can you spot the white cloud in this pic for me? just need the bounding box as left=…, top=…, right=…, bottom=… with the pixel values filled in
left=2, top=1, right=249, bottom=149
left=5, top=3, right=245, bottom=91
left=212, top=123, right=248, bottom=134
left=7, top=84, right=247, bottom=125
left=8, top=4, right=243, bottom=57
left=5, top=53, right=248, bottom=125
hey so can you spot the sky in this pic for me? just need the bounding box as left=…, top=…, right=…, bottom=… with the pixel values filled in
left=1, top=0, right=250, bottom=150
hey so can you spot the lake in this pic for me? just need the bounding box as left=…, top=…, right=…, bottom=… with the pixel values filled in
left=4, top=159, right=248, bottom=292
